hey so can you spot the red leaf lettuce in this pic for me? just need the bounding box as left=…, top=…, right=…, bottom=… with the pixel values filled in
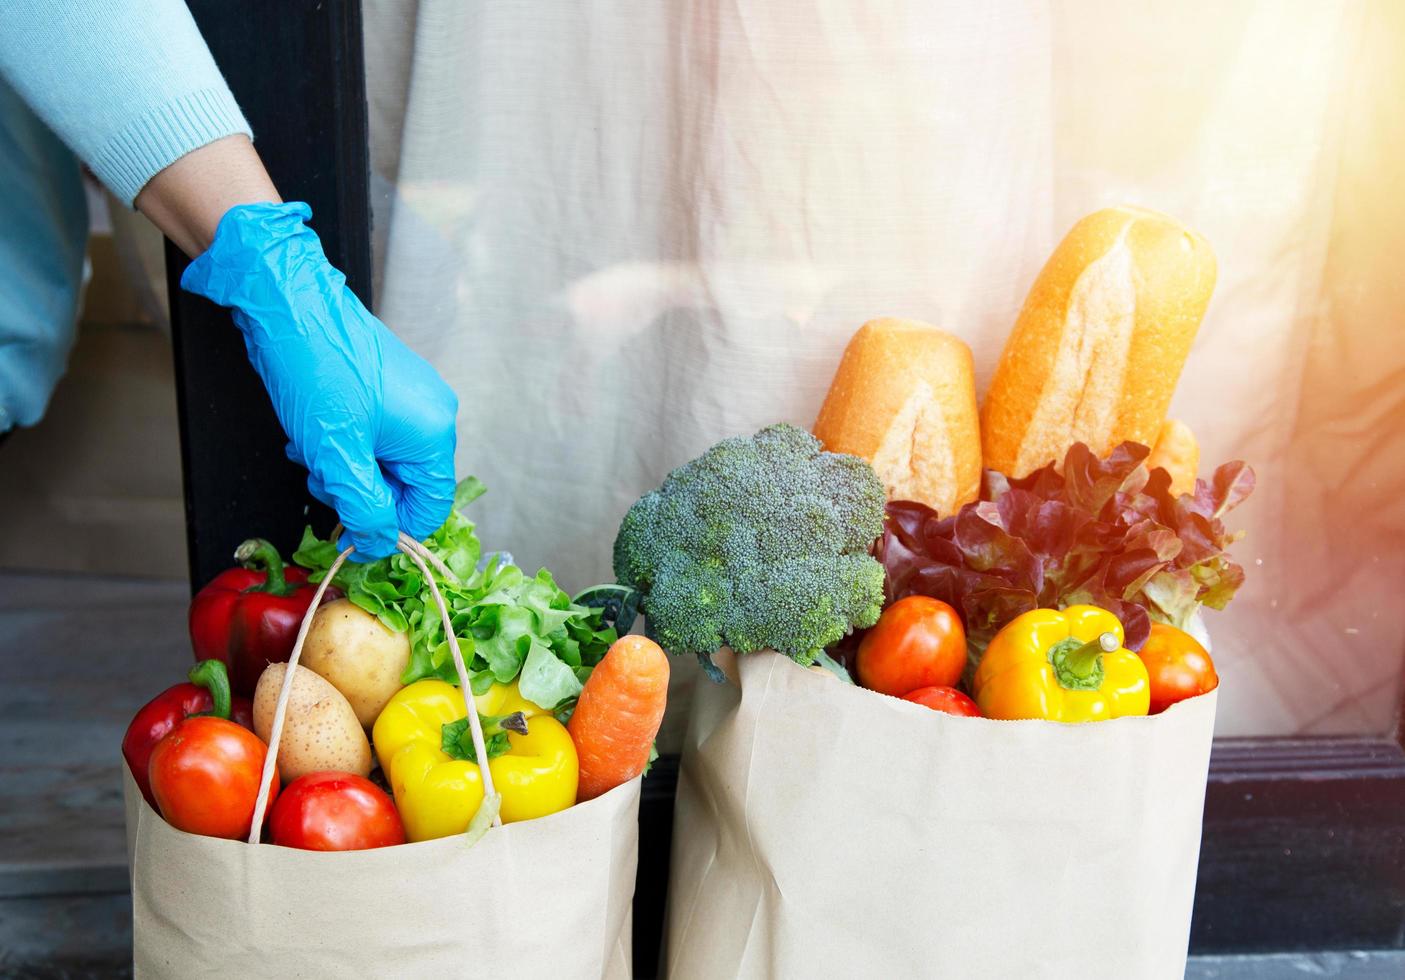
left=869, top=441, right=1254, bottom=671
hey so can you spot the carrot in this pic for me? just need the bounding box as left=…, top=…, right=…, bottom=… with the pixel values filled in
left=568, top=635, right=669, bottom=802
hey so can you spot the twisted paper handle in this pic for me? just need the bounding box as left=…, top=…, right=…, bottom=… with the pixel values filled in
left=395, top=531, right=503, bottom=828
left=246, top=532, right=500, bottom=844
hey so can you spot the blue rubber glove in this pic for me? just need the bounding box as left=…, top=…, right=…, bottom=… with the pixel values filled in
left=181, top=202, right=458, bottom=560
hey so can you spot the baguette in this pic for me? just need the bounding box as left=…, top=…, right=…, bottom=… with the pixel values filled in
left=981, top=206, right=1216, bottom=477
left=1147, top=418, right=1199, bottom=497
left=814, top=318, right=981, bottom=516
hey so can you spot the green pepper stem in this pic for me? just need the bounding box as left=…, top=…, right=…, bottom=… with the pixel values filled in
left=234, top=538, right=294, bottom=596
left=188, top=659, right=232, bottom=720
left=1056, top=628, right=1112, bottom=676
left=1064, top=633, right=1118, bottom=679
left=1048, top=631, right=1119, bottom=691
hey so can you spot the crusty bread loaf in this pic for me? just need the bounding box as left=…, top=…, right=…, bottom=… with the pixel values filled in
left=1148, top=418, right=1199, bottom=497
left=813, top=318, right=981, bottom=516
left=981, top=206, right=1216, bottom=477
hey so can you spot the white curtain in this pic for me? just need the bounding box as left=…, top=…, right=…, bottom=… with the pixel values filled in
left=362, top=0, right=1405, bottom=739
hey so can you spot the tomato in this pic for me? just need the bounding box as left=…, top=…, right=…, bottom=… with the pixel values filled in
left=269, top=771, right=405, bottom=851
left=902, top=685, right=981, bottom=717
left=855, top=596, right=966, bottom=696
left=1137, top=622, right=1218, bottom=714
left=148, top=715, right=276, bottom=839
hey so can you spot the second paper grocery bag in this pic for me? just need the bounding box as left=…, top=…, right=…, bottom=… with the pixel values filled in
left=665, top=650, right=1216, bottom=980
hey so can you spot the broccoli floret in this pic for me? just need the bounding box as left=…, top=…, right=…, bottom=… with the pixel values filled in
left=613, top=423, right=886, bottom=668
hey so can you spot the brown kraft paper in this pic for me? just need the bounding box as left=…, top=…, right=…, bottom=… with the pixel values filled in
left=124, top=764, right=639, bottom=979
left=665, top=649, right=1217, bottom=979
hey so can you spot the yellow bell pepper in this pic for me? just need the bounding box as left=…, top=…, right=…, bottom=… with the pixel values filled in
left=972, top=605, right=1150, bottom=722
left=372, top=679, right=578, bottom=841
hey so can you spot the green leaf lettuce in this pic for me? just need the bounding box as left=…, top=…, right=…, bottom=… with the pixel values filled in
left=294, top=478, right=616, bottom=709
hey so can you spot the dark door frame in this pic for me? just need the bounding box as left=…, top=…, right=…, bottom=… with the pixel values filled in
left=170, top=1, right=1405, bottom=971
left=169, top=0, right=368, bottom=586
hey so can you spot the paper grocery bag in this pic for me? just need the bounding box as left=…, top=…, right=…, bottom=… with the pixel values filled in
left=665, top=650, right=1217, bottom=980
left=124, top=764, right=639, bottom=979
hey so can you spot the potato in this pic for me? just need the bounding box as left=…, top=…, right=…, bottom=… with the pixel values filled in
left=254, top=663, right=371, bottom=782
left=301, top=598, right=411, bottom=727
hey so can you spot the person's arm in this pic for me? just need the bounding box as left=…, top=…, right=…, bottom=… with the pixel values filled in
left=0, top=1, right=275, bottom=254
left=134, top=135, right=280, bottom=257
left=0, top=1, right=459, bottom=558
left=0, top=0, right=251, bottom=210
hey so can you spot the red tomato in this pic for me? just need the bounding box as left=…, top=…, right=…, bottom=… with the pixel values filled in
left=269, top=772, right=405, bottom=851
left=1137, top=622, right=1218, bottom=714
left=148, top=715, right=276, bottom=839
left=902, top=685, right=981, bottom=717
left=855, top=596, right=966, bottom=697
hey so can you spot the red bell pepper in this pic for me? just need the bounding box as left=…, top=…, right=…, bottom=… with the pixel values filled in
left=122, top=659, right=254, bottom=808
left=188, top=538, right=339, bottom=697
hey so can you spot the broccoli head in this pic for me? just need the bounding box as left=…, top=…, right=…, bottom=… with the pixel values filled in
left=613, top=423, right=887, bottom=670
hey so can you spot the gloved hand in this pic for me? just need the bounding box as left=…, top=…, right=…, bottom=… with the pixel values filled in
left=181, top=202, right=457, bottom=561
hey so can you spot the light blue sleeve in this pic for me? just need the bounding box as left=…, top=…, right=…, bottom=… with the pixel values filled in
left=0, top=0, right=252, bottom=207
left=0, top=79, right=87, bottom=433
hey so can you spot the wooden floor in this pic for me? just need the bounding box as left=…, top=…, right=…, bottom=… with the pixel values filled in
left=3, top=570, right=1402, bottom=978
left=0, top=571, right=187, bottom=977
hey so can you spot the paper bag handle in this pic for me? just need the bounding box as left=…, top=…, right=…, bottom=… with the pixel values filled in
left=246, top=529, right=500, bottom=844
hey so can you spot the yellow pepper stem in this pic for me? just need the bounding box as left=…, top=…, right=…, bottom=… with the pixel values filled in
left=441, top=711, right=530, bottom=764
left=1048, top=631, right=1119, bottom=692
left=492, top=712, right=530, bottom=737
